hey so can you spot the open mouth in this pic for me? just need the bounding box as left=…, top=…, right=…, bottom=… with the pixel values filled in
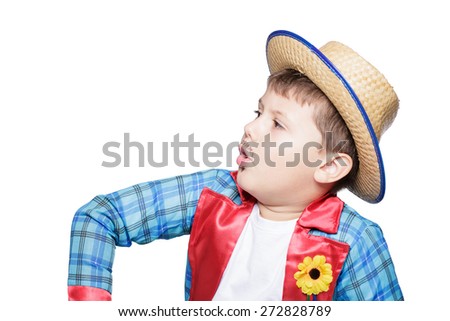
left=236, top=142, right=255, bottom=167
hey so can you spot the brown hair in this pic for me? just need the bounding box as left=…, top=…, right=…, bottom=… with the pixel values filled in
left=267, top=68, right=359, bottom=193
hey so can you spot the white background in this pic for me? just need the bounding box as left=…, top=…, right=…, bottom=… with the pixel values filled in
left=1, top=0, right=448, bottom=320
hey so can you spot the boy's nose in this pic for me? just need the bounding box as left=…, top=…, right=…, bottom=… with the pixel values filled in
left=243, top=122, right=253, bottom=141
left=243, top=118, right=262, bottom=142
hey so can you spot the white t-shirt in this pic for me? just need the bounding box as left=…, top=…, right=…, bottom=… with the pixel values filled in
left=212, top=203, right=298, bottom=300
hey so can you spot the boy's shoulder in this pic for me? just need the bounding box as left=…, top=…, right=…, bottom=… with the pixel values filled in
left=195, top=168, right=242, bottom=202
left=340, top=203, right=383, bottom=239
left=310, top=202, right=385, bottom=248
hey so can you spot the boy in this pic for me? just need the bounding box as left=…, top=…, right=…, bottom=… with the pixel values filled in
left=68, top=30, right=403, bottom=301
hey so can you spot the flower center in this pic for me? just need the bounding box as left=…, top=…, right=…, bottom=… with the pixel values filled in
left=309, top=268, right=320, bottom=280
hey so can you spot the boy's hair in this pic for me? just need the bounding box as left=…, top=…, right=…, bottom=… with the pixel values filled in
left=267, top=68, right=359, bottom=193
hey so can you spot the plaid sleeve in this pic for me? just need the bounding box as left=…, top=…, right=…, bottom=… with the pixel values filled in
left=68, top=169, right=236, bottom=294
left=332, top=219, right=404, bottom=301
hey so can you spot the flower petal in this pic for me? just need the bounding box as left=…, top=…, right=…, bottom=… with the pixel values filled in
left=322, top=274, right=333, bottom=282
left=315, top=255, right=326, bottom=265
left=322, top=263, right=332, bottom=272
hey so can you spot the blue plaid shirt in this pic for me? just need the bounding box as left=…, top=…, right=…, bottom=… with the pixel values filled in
left=68, top=169, right=403, bottom=300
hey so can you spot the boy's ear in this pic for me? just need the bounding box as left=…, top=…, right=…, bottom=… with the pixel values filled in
left=313, top=153, right=353, bottom=184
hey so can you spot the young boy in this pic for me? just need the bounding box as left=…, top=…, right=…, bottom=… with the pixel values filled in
left=68, top=30, right=403, bottom=301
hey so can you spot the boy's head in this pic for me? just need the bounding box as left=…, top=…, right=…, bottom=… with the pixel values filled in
left=237, top=30, right=398, bottom=206
left=237, top=70, right=357, bottom=212
left=267, top=68, right=359, bottom=195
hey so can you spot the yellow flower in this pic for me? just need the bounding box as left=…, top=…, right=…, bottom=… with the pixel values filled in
left=294, top=255, right=333, bottom=296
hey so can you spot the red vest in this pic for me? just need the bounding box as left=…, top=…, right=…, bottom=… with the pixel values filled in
left=188, top=172, right=349, bottom=301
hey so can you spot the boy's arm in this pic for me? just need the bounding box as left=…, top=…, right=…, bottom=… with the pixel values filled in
left=68, top=169, right=234, bottom=300
left=333, top=224, right=404, bottom=301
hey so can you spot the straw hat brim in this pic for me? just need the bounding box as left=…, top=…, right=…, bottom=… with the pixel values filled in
left=266, top=30, right=386, bottom=203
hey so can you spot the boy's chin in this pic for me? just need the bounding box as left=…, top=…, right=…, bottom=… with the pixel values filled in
left=236, top=167, right=258, bottom=193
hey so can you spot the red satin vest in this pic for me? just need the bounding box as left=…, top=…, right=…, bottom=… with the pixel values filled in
left=188, top=172, right=349, bottom=301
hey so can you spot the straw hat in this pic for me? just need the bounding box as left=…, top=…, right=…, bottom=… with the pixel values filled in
left=266, top=30, right=399, bottom=203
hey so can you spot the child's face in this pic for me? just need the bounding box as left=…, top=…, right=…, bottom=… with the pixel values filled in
left=237, top=87, right=325, bottom=209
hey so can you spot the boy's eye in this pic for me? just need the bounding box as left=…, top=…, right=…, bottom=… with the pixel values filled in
left=274, top=120, right=283, bottom=129
left=254, top=110, right=261, bottom=118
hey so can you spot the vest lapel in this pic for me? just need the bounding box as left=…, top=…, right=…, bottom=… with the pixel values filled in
left=188, top=187, right=254, bottom=300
